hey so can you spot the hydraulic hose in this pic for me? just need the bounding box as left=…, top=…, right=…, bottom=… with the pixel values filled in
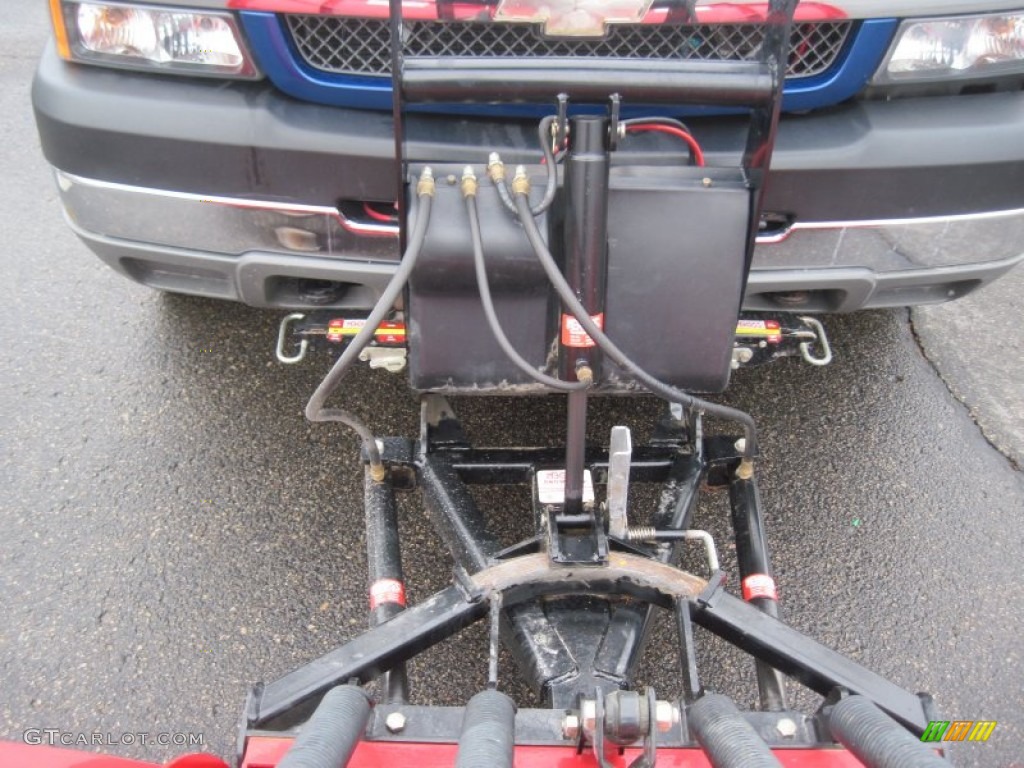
left=464, top=180, right=587, bottom=392
left=277, top=685, right=372, bottom=768
left=829, top=696, right=948, bottom=768
left=512, top=191, right=759, bottom=460
left=455, top=689, right=516, bottom=768
left=490, top=116, right=558, bottom=216
left=530, top=115, right=559, bottom=215
left=689, top=693, right=781, bottom=768
left=305, top=169, right=435, bottom=480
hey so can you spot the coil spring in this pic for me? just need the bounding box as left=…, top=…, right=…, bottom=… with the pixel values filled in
left=626, top=526, right=657, bottom=542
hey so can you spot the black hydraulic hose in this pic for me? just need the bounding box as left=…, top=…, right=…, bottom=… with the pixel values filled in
left=455, top=689, right=516, bottom=768
left=305, top=171, right=435, bottom=477
left=465, top=191, right=587, bottom=392
left=277, top=685, right=372, bottom=768
left=493, top=171, right=518, bottom=215
left=689, top=693, right=781, bottom=768
left=531, top=115, right=558, bottom=215
left=829, top=696, right=947, bottom=768
left=491, top=116, right=558, bottom=216
left=512, top=192, right=758, bottom=459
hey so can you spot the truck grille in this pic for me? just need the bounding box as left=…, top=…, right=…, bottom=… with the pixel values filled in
left=285, top=16, right=852, bottom=81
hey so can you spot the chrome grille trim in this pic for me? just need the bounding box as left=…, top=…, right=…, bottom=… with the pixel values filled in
left=285, top=16, right=852, bottom=80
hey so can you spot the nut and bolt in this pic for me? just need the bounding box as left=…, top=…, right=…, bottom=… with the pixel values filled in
left=776, top=717, right=798, bottom=738
left=385, top=711, right=407, bottom=734
left=731, top=348, right=753, bottom=369
left=561, top=713, right=581, bottom=740
left=655, top=700, right=679, bottom=733
left=580, top=699, right=597, bottom=733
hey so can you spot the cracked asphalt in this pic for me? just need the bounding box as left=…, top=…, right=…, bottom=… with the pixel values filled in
left=2, top=4, right=1023, bottom=767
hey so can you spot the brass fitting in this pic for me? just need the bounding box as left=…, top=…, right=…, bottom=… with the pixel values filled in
left=735, top=458, right=755, bottom=481
left=416, top=166, right=436, bottom=197
left=370, top=462, right=387, bottom=483
left=487, top=152, right=506, bottom=183
left=461, top=166, right=478, bottom=198
left=575, top=364, right=594, bottom=386
left=511, top=165, right=531, bottom=197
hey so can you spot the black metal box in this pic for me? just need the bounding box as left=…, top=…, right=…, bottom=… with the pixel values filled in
left=407, top=164, right=751, bottom=394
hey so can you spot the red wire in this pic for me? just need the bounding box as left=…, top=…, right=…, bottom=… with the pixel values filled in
left=625, top=124, right=705, bottom=166
left=363, top=202, right=398, bottom=223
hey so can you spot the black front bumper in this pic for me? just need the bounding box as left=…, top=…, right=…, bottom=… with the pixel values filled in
left=32, top=43, right=1024, bottom=312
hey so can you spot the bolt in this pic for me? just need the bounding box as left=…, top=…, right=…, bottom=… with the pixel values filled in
left=734, top=438, right=747, bottom=454
left=776, top=717, right=798, bottom=738
left=562, top=713, right=581, bottom=740
left=732, top=348, right=753, bottom=365
left=385, top=711, right=407, bottom=734
left=702, top=177, right=713, bottom=187
left=581, top=699, right=597, bottom=733
left=446, top=174, right=457, bottom=186
left=655, top=701, right=679, bottom=733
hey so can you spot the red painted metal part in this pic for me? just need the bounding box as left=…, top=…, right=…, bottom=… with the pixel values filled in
left=0, top=737, right=869, bottom=767
left=241, top=736, right=868, bottom=768
left=0, top=741, right=229, bottom=768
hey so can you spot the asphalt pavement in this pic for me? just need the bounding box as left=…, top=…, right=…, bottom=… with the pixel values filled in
left=2, top=4, right=1022, bottom=767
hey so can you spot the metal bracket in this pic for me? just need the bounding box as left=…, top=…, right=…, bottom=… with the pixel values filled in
left=275, top=313, right=308, bottom=364
left=555, top=93, right=569, bottom=151
left=606, top=426, right=632, bottom=540
left=608, top=93, right=622, bottom=151
left=798, top=316, right=833, bottom=366
left=546, top=507, right=609, bottom=566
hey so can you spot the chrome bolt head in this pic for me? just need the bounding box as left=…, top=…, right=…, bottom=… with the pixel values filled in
left=776, top=717, right=798, bottom=738
left=385, top=711, right=407, bottom=734
left=562, top=713, right=581, bottom=740
left=655, top=700, right=679, bottom=733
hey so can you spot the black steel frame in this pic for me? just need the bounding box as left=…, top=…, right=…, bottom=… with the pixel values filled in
left=244, top=397, right=933, bottom=740
left=244, top=0, right=940, bottom=760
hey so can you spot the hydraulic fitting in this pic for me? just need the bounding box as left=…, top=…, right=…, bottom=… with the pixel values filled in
left=487, top=152, right=506, bottom=183
left=416, top=166, right=436, bottom=197
left=575, top=363, right=594, bottom=386
left=461, top=166, right=479, bottom=198
left=511, top=165, right=531, bottom=197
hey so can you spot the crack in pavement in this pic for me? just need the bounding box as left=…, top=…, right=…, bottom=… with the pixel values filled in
left=907, top=308, right=1021, bottom=473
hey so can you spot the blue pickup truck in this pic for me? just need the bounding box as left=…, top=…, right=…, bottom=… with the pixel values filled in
left=33, top=1, right=1024, bottom=313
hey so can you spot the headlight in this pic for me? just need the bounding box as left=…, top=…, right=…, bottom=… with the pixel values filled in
left=50, top=1, right=259, bottom=79
left=873, top=13, right=1024, bottom=84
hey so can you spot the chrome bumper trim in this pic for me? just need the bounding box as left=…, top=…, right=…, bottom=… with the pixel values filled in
left=56, top=170, right=398, bottom=261
left=758, top=206, right=1024, bottom=244
left=56, top=170, right=1024, bottom=311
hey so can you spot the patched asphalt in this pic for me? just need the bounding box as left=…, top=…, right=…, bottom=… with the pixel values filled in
left=2, top=4, right=1022, bottom=767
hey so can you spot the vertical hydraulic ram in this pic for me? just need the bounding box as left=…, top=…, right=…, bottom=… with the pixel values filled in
left=560, top=116, right=610, bottom=515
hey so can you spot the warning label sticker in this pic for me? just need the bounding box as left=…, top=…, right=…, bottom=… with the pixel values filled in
left=536, top=469, right=595, bottom=506
left=374, top=321, right=407, bottom=346
left=742, top=573, right=778, bottom=602
left=561, top=313, right=604, bottom=348
left=735, top=319, right=782, bottom=344
left=326, top=318, right=366, bottom=343
left=369, top=578, right=407, bottom=610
